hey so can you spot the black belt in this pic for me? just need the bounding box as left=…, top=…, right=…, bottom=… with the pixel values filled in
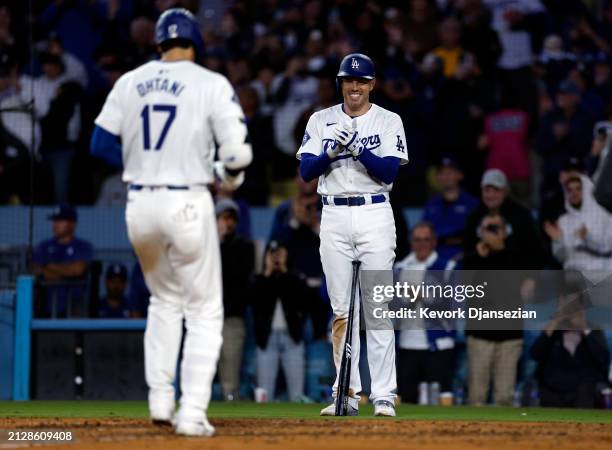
left=129, top=185, right=190, bottom=191
left=322, top=194, right=387, bottom=206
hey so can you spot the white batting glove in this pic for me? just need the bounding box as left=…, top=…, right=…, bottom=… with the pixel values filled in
left=214, top=161, right=245, bottom=191
left=333, top=122, right=362, bottom=158
left=325, top=140, right=342, bottom=159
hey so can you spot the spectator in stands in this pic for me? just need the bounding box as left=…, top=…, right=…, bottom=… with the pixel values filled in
left=457, top=0, right=502, bottom=79
left=589, top=121, right=612, bottom=183
left=535, top=34, right=576, bottom=91
left=39, top=0, right=107, bottom=79
left=32, top=204, right=93, bottom=317
left=216, top=199, right=255, bottom=401
left=233, top=85, right=275, bottom=206
left=592, top=53, right=612, bottom=111
left=432, top=17, right=465, bottom=78
left=126, top=16, right=157, bottom=67
left=269, top=174, right=322, bottom=286
left=128, top=260, right=149, bottom=318
left=483, top=0, right=545, bottom=114
left=0, top=47, right=38, bottom=204
left=536, top=80, right=596, bottom=198
left=251, top=240, right=311, bottom=401
left=271, top=53, right=318, bottom=172
left=20, top=51, right=81, bottom=203
left=422, top=157, right=478, bottom=262
left=544, top=173, right=612, bottom=273
left=479, top=93, right=532, bottom=205
left=463, top=169, right=543, bottom=406
left=405, top=0, right=440, bottom=60
left=531, top=287, right=610, bottom=408
left=432, top=48, right=493, bottom=193
left=46, top=34, right=88, bottom=88
left=394, top=222, right=457, bottom=404
left=99, top=263, right=130, bottom=318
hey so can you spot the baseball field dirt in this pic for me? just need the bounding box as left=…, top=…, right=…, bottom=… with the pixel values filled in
left=1, top=402, right=611, bottom=449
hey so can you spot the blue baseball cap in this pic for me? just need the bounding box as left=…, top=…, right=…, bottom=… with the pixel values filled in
left=215, top=198, right=240, bottom=219
left=558, top=80, right=581, bottom=95
left=48, top=203, right=77, bottom=221
left=106, top=263, right=128, bottom=280
left=438, top=156, right=462, bottom=171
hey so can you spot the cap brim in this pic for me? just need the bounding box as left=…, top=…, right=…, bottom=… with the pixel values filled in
left=337, top=72, right=375, bottom=79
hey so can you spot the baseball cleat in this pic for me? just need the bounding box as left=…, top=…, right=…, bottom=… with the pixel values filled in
left=150, top=408, right=175, bottom=427
left=373, top=400, right=396, bottom=417
left=175, top=418, right=215, bottom=437
left=151, top=417, right=173, bottom=427
left=320, top=401, right=359, bottom=416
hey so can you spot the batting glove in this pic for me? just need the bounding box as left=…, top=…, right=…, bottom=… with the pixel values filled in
left=325, top=140, right=342, bottom=159
left=214, top=161, right=245, bottom=191
left=333, top=124, right=362, bottom=158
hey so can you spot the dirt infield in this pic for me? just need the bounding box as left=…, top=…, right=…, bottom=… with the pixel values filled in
left=1, top=417, right=612, bottom=450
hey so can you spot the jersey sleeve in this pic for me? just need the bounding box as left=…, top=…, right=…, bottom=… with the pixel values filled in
left=94, top=76, right=125, bottom=135
left=209, top=76, right=248, bottom=146
left=375, top=113, right=409, bottom=165
left=296, top=113, right=321, bottom=159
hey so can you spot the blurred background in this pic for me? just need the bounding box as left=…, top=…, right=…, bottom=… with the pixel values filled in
left=1, top=0, right=612, bottom=409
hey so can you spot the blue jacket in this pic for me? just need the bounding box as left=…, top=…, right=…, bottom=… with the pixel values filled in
left=423, top=190, right=478, bottom=262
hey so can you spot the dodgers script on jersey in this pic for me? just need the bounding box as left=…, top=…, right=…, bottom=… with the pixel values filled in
left=297, top=104, right=408, bottom=195
left=95, top=60, right=246, bottom=185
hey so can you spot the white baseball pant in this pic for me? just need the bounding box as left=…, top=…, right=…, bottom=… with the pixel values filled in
left=319, top=200, right=397, bottom=403
left=126, top=187, right=223, bottom=422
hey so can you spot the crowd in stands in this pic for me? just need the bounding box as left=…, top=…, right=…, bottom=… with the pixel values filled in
left=8, top=0, right=612, bottom=407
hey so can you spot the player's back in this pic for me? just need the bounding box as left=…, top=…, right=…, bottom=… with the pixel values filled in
left=97, top=60, right=236, bottom=186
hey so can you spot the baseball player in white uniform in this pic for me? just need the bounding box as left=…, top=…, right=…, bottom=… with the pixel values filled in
left=91, top=9, right=252, bottom=436
left=297, top=53, right=408, bottom=416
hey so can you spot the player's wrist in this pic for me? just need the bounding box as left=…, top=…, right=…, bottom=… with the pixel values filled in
left=326, top=148, right=339, bottom=158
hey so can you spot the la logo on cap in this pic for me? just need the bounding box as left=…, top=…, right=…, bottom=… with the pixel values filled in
left=168, top=24, right=178, bottom=38
left=351, top=58, right=359, bottom=69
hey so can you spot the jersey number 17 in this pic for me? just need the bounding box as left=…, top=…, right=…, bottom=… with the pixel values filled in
left=140, top=104, right=177, bottom=150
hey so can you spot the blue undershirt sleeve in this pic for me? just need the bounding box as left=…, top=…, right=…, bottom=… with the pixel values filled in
left=299, top=152, right=332, bottom=181
left=358, top=151, right=401, bottom=184
left=90, top=125, right=123, bottom=168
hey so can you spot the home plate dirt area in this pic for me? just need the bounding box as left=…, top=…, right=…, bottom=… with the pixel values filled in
left=2, top=416, right=612, bottom=450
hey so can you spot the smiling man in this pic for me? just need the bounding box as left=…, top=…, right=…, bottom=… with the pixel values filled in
left=297, top=53, right=409, bottom=417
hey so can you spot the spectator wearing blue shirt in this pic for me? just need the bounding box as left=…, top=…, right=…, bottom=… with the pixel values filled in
left=422, top=158, right=478, bottom=263
left=99, top=263, right=130, bottom=318
left=32, top=203, right=93, bottom=317
left=269, top=174, right=322, bottom=285
left=394, top=223, right=458, bottom=404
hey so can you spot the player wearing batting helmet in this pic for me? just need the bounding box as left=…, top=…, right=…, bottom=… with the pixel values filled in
left=297, top=53, right=409, bottom=416
left=91, top=7, right=252, bottom=437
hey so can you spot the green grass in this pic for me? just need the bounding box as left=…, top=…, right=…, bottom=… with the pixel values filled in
left=0, top=401, right=611, bottom=424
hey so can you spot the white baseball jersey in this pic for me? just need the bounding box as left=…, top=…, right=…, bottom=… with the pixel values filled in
left=296, top=104, right=408, bottom=195
left=95, top=60, right=246, bottom=185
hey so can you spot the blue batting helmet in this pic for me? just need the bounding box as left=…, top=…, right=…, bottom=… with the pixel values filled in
left=155, top=8, right=204, bottom=59
left=336, top=53, right=375, bottom=81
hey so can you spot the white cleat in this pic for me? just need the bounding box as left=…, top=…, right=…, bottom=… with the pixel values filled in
left=175, top=418, right=215, bottom=437
left=373, top=400, right=396, bottom=417
left=320, top=401, right=358, bottom=416
left=150, top=408, right=175, bottom=427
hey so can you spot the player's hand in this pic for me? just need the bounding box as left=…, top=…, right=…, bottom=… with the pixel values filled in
left=333, top=122, right=361, bottom=157
left=213, top=161, right=245, bottom=191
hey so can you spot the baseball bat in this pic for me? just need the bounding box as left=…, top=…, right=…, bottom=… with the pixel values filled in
left=335, top=260, right=361, bottom=416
